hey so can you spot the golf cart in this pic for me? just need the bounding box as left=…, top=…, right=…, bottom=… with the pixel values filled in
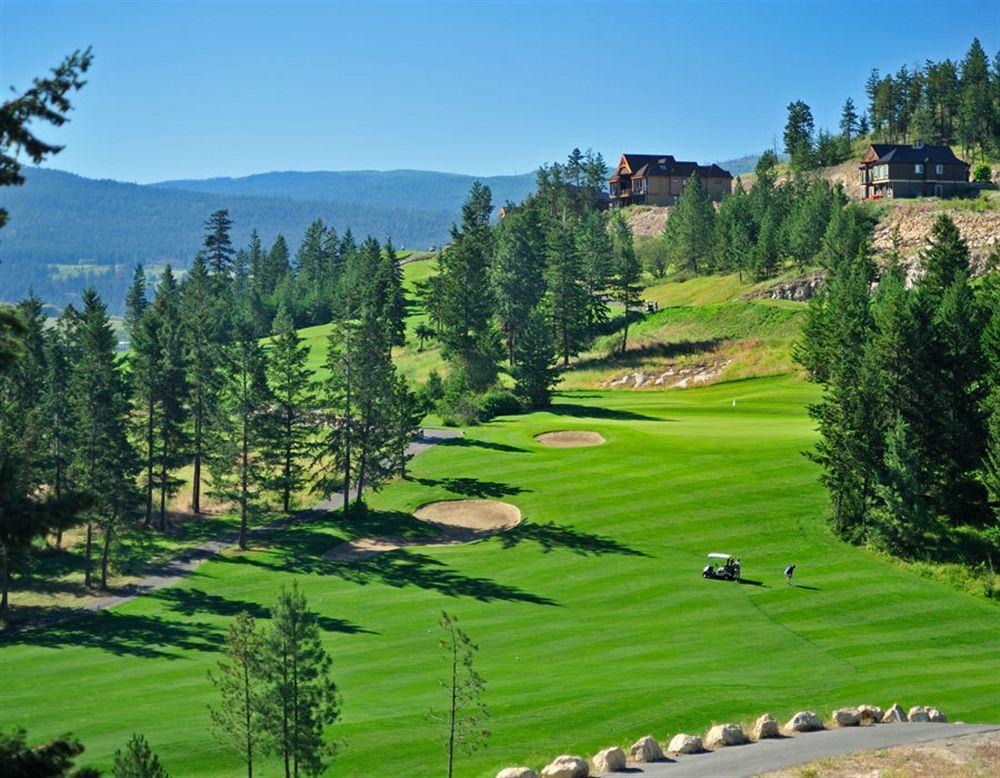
left=702, top=552, right=741, bottom=582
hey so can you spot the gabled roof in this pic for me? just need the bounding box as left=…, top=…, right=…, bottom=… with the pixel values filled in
left=610, top=154, right=733, bottom=181
left=865, top=143, right=967, bottom=166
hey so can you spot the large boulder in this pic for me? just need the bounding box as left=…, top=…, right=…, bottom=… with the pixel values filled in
left=857, top=705, right=883, bottom=725
left=883, top=704, right=908, bottom=723
left=704, top=723, right=748, bottom=748
left=666, top=734, right=703, bottom=754
left=498, top=770, right=538, bottom=778
left=628, top=736, right=664, bottom=763
left=908, top=706, right=931, bottom=722
left=541, top=755, right=588, bottom=778
left=833, top=707, right=860, bottom=727
left=751, top=713, right=779, bottom=740
left=927, top=707, right=948, bottom=723
left=785, top=711, right=824, bottom=732
left=590, top=747, right=626, bottom=774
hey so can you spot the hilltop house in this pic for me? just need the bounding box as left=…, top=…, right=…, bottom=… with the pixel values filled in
left=859, top=143, right=970, bottom=199
left=608, top=154, right=732, bottom=208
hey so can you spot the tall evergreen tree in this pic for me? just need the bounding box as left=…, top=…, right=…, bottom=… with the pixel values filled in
left=207, top=316, right=272, bottom=550
left=544, top=222, right=590, bottom=366
left=511, top=306, right=561, bottom=408
left=264, top=305, right=316, bottom=513
left=491, top=208, right=546, bottom=364
left=784, top=99, right=816, bottom=168
left=609, top=213, right=642, bottom=355
left=575, top=211, right=613, bottom=334
left=839, top=96, right=859, bottom=139
left=123, top=264, right=148, bottom=340
left=204, top=210, right=236, bottom=278
left=208, top=611, right=264, bottom=778
left=111, top=734, right=169, bottom=778
left=661, top=172, right=715, bottom=274
left=261, top=581, right=340, bottom=778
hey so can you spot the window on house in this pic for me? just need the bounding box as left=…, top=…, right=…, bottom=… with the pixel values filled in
left=915, top=164, right=924, bottom=174
left=936, top=164, right=943, bottom=175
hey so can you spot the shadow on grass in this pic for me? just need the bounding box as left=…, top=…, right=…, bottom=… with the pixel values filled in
left=498, top=519, right=648, bottom=558
left=412, top=476, right=529, bottom=499
left=1, top=609, right=225, bottom=658
left=738, top=578, right=767, bottom=587
left=545, top=401, right=667, bottom=423
left=439, top=437, right=530, bottom=454
left=223, top=514, right=559, bottom=607
left=795, top=584, right=821, bottom=591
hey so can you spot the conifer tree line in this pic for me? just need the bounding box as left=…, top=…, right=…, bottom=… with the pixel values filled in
left=798, top=214, right=999, bottom=561
left=660, top=152, right=865, bottom=282
left=0, top=206, right=421, bottom=607
left=863, top=38, right=999, bottom=160
left=416, top=148, right=641, bottom=422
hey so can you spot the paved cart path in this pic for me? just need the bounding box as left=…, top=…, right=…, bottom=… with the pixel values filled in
left=629, top=723, right=998, bottom=777
left=7, top=428, right=462, bottom=632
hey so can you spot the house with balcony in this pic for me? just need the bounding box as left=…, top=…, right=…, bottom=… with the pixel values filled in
left=859, top=143, right=970, bottom=199
left=608, top=154, right=732, bottom=209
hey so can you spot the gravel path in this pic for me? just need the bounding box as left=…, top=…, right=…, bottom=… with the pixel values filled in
left=630, top=723, right=998, bottom=777
left=7, top=428, right=461, bottom=632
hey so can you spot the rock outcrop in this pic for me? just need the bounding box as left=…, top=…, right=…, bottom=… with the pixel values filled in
left=704, top=723, right=748, bottom=748
left=882, top=704, right=908, bottom=723
left=857, top=705, right=883, bottom=725
left=666, top=734, right=703, bottom=754
left=628, top=736, right=664, bottom=763
left=751, top=713, right=780, bottom=740
left=606, top=359, right=731, bottom=389
left=498, top=769, right=538, bottom=778
left=541, top=755, right=589, bottom=778
left=590, top=746, right=626, bottom=774
left=785, top=711, right=824, bottom=732
left=833, top=707, right=860, bottom=727
left=908, top=706, right=932, bottom=722
left=927, top=707, right=948, bottom=723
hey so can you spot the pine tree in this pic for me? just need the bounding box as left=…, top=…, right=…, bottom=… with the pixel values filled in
left=124, top=264, right=148, bottom=340
left=511, top=306, right=561, bottom=408
left=261, top=581, right=340, bottom=778
left=180, top=255, right=221, bottom=515
left=980, top=243, right=1000, bottom=516
left=544, top=222, right=590, bottom=366
left=872, top=415, right=934, bottom=555
left=575, top=211, right=613, bottom=335
left=150, top=266, right=189, bottom=531
left=609, top=213, right=642, bottom=354
left=112, top=734, right=168, bottom=778
left=839, top=97, right=859, bottom=139
left=129, top=297, right=161, bottom=528
left=784, top=100, right=816, bottom=169
left=208, top=316, right=272, bottom=550
left=437, top=183, right=497, bottom=391
left=958, top=38, right=993, bottom=159
left=491, top=208, right=546, bottom=364
left=432, top=611, right=489, bottom=778
left=204, top=210, right=236, bottom=278
left=68, top=289, right=136, bottom=588
left=662, top=172, right=715, bottom=274
left=264, top=305, right=316, bottom=513
left=208, top=611, right=264, bottom=778
left=41, top=316, right=76, bottom=547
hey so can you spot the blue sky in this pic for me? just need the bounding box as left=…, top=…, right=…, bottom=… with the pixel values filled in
left=3, top=0, right=997, bottom=183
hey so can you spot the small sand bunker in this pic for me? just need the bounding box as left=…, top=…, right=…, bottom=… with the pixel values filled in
left=534, top=430, right=606, bottom=447
left=324, top=499, right=520, bottom=562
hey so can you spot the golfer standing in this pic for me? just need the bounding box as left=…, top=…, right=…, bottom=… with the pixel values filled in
left=784, top=564, right=796, bottom=586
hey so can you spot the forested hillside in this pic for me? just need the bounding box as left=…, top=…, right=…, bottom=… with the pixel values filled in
left=0, top=169, right=458, bottom=310
left=151, top=169, right=537, bottom=212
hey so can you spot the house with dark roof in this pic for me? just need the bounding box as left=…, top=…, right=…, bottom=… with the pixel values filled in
left=608, top=154, right=732, bottom=208
left=859, top=143, right=970, bottom=199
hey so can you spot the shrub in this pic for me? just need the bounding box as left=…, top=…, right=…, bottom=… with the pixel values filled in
left=476, top=389, right=523, bottom=420
left=436, top=370, right=480, bottom=426
left=972, top=163, right=992, bottom=183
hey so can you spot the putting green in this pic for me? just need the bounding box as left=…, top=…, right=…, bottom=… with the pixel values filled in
left=1, top=375, right=996, bottom=777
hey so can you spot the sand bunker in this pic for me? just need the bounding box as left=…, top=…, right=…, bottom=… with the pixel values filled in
left=324, top=499, right=521, bottom=562
left=534, top=430, right=606, bottom=447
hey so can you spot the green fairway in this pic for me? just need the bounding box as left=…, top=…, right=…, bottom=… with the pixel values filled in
left=2, top=375, right=997, bottom=777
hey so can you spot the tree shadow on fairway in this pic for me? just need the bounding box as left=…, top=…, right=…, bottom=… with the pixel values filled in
left=412, top=476, right=529, bottom=499
left=795, top=584, right=821, bottom=590
left=737, top=578, right=767, bottom=587
left=498, top=519, right=648, bottom=558
left=220, top=516, right=558, bottom=607
left=439, top=437, right=531, bottom=454
left=152, top=587, right=374, bottom=634
left=1, top=609, right=225, bottom=658
left=546, top=401, right=667, bottom=423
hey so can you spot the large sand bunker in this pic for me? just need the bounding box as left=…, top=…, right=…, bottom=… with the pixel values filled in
left=534, top=430, right=606, bottom=447
left=324, top=499, right=521, bottom=562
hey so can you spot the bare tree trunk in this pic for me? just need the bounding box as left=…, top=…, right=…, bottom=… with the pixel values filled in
left=100, top=521, right=113, bottom=589
left=192, top=396, right=202, bottom=514
left=84, top=522, right=93, bottom=588
left=145, top=396, right=155, bottom=527
left=159, top=437, right=168, bottom=532
left=239, top=414, right=249, bottom=551
left=1, top=546, right=9, bottom=611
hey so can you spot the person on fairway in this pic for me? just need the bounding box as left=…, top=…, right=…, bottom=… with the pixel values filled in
left=785, top=564, right=796, bottom=585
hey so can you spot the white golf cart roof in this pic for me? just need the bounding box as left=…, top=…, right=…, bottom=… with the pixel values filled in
left=707, top=553, right=732, bottom=560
